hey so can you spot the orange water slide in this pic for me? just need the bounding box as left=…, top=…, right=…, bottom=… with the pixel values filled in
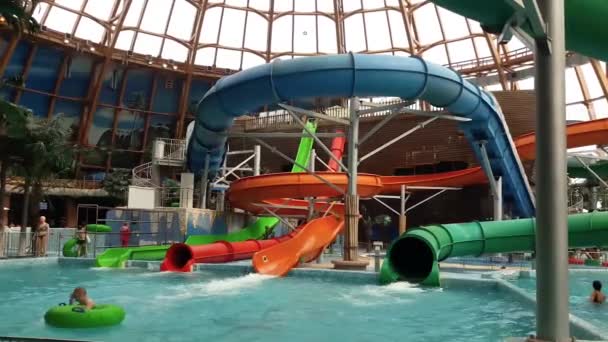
left=515, top=118, right=608, bottom=160
left=252, top=216, right=344, bottom=276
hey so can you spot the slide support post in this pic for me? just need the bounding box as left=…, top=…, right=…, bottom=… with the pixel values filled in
left=493, top=177, right=503, bottom=221
left=344, top=97, right=360, bottom=261
left=534, top=0, right=570, bottom=340
left=199, top=154, right=209, bottom=209
left=253, top=145, right=261, bottom=176
left=399, top=184, right=407, bottom=235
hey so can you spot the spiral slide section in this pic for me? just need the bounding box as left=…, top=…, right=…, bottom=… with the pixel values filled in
left=188, top=54, right=534, bottom=217
left=380, top=212, right=608, bottom=286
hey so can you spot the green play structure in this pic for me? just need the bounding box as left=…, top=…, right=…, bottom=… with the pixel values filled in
left=93, top=120, right=318, bottom=268
left=380, top=212, right=608, bottom=286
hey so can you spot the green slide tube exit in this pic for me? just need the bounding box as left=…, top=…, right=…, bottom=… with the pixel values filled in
left=429, top=0, right=608, bottom=62
left=95, top=120, right=318, bottom=267
left=380, top=212, right=608, bottom=286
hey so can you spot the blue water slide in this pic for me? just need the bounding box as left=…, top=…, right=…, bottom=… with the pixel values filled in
left=187, top=54, right=535, bottom=217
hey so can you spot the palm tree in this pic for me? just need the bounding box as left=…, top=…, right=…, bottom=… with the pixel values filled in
left=0, top=0, right=40, bottom=35
left=17, top=115, right=74, bottom=254
left=0, top=99, right=31, bottom=256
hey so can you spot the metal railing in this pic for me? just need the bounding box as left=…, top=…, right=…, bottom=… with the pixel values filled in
left=157, top=186, right=200, bottom=208
left=0, top=228, right=77, bottom=258
left=132, top=161, right=154, bottom=187
left=0, top=230, right=35, bottom=258
left=448, top=47, right=532, bottom=72
left=153, top=138, right=186, bottom=162
left=6, top=177, right=102, bottom=190
left=232, top=99, right=445, bottom=132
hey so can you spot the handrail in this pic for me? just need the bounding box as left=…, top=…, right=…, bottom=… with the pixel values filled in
left=132, top=161, right=154, bottom=187
left=448, top=47, right=532, bottom=72
left=232, top=99, right=444, bottom=132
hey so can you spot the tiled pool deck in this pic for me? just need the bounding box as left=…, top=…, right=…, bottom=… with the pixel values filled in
left=3, top=257, right=606, bottom=341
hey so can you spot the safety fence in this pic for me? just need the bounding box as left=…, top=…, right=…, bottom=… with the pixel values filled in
left=0, top=228, right=75, bottom=258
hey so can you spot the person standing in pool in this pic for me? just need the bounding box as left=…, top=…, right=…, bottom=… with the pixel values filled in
left=35, top=216, right=49, bottom=257
left=69, top=287, right=95, bottom=310
left=590, top=280, right=606, bottom=304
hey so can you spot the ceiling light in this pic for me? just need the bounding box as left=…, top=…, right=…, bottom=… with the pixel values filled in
left=89, top=46, right=96, bottom=52
left=162, top=63, right=168, bottom=68
left=172, top=65, right=178, bottom=70
left=145, top=55, right=153, bottom=65
left=63, top=33, right=72, bottom=44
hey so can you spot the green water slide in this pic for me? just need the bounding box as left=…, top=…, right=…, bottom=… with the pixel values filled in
left=291, top=119, right=317, bottom=173
left=95, top=120, right=318, bottom=267
left=95, top=245, right=172, bottom=268
left=380, top=212, right=608, bottom=286
left=430, top=0, right=608, bottom=62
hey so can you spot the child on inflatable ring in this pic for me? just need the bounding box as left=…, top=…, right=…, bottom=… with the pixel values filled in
left=69, top=287, right=95, bottom=310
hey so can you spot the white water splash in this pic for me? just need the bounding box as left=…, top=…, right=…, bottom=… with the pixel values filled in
left=90, top=267, right=117, bottom=271
left=340, top=282, right=429, bottom=307
left=155, top=273, right=275, bottom=300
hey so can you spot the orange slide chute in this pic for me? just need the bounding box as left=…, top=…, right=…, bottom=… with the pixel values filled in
left=252, top=216, right=344, bottom=276
left=515, top=117, right=608, bottom=160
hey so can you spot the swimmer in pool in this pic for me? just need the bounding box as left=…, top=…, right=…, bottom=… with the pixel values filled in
left=69, top=287, right=95, bottom=309
left=590, top=280, right=606, bottom=304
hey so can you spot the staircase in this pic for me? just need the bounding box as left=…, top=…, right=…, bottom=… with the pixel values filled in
left=132, top=162, right=154, bottom=187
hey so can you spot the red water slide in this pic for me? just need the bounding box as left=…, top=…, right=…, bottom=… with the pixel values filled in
left=161, top=230, right=300, bottom=272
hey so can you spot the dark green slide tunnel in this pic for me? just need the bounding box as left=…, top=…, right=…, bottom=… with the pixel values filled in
left=380, top=212, right=608, bottom=286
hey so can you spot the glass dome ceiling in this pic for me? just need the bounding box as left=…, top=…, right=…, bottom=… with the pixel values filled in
left=30, top=0, right=608, bottom=121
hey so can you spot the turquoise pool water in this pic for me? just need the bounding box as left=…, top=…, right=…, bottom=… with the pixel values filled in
left=0, top=261, right=536, bottom=342
left=511, top=270, right=608, bottom=333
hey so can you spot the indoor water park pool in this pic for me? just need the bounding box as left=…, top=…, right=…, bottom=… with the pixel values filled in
left=0, top=260, right=538, bottom=342
left=509, top=270, right=608, bottom=333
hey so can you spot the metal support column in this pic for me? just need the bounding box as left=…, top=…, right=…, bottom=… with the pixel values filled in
left=253, top=145, right=261, bottom=176
left=493, top=177, right=503, bottom=221
left=199, top=154, right=210, bottom=209
left=308, top=149, right=317, bottom=221
left=590, top=186, right=598, bottom=211
left=216, top=191, right=225, bottom=212
left=344, top=98, right=360, bottom=261
left=399, top=185, right=407, bottom=235
left=534, top=0, right=570, bottom=340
